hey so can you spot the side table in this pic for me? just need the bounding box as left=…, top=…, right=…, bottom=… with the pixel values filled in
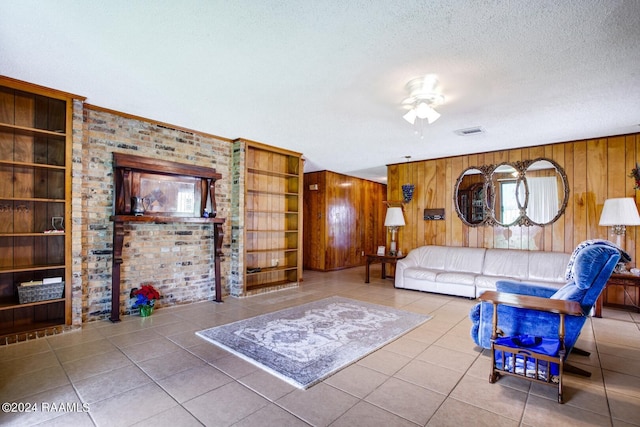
left=595, top=273, right=640, bottom=317
left=365, top=254, right=406, bottom=283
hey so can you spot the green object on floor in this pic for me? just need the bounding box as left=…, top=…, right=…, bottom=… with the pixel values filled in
left=139, top=305, right=154, bottom=317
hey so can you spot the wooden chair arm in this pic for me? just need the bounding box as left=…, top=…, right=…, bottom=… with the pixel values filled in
left=479, top=291, right=583, bottom=317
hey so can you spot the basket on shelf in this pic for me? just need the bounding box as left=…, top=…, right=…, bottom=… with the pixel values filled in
left=17, top=281, right=65, bottom=304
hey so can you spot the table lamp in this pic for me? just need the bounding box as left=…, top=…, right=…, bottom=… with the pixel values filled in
left=384, top=207, right=405, bottom=256
left=599, top=197, right=640, bottom=249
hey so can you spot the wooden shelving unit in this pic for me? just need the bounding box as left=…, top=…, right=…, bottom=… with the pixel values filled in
left=242, top=141, right=303, bottom=294
left=0, top=78, right=82, bottom=338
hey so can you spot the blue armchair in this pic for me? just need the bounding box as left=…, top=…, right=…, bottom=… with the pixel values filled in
left=470, top=241, right=624, bottom=362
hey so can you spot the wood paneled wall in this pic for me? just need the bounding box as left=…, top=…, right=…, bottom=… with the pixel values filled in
left=388, top=133, right=640, bottom=266
left=304, top=171, right=387, bottom=271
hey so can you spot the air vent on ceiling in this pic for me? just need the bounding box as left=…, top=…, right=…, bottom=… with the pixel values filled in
left=454, top=126, right=485, bottom=136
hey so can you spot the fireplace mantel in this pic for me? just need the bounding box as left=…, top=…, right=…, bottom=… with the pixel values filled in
left=109, top=153, right=225, bottom=322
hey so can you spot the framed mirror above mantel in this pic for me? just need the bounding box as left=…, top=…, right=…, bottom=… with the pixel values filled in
left=109, top=153, right=226, bottom=321
left=454, top=158, right=569, bottom=227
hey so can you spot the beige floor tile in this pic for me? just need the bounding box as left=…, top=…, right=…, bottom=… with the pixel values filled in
left=0, top=384, right=83, bottom=426
left=416, top=343, right=478, bottom=372
left=186, top=340, right=233, bottom=363
left=331, top=400, right=417, bottom=427
left=35, top=411, right=95, bottom=426
left=73, top=364, right=152, bottom=404
left=0, top=363, right=70, bottom=402
left=433, top=333, right=479, bottom=356
left=0, top=350, right=60, bottom=380
left=237, top=368, right=297, bottom=401
left=120, top=336, right=182, bottom=362
left=46, top=328, right=105, bottom=350
left=403, top=326, right=444, bottom=345
left=106, top=328, right=163, bottom=348
left=183, top=381, right=269, bottom=426
left=356, top=348, right=412, bottom=376
left=276, top=382, right=359, bottom=426
left=384, top=335, right=430, bottom=358
left=147, top=320, right=197, bottom=336
left=603, top=369, right=640, bottom=399
left=165, top=328, right=205, bottom=348
left=0, top=338, right=51, bottom=361
left=607, top=390, right=640, bottom=425
left=427, top=397, right=519, bottom=427
left=450, top=374, right=528, bottom=421
left=137, top=348, right=206, bottom=380
left=530, top=378, right=608, bottom=412
left=395, top=359, right=464, bottom=395
left=600, top=353, right=640, bottom=377
left=232, top=403, right=310, bottom=427
left=132, top=405, right=203, bottom=427
left=93, top=318, right=149, bottom=337
left=62, top=349, right=133, bottom=382
left=209, top=353, right=260, bottom=379
left=598, top=341, right=640, bottom=360
left=89, top=382, right=177, bottom=427
left=323, top=363, right=389, bottom=398
left=157, top=364, right=233, bottom=403
left=364, top=377, right=446, bottom=425
left=522, top=394, right=612, bottom=427
left=54, top=338, right=117, bottom=363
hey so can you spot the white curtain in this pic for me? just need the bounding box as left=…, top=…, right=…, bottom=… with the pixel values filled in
left=526, top=177, right=558, bottom=223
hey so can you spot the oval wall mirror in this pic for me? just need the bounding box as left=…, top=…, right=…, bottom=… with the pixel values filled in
left=490, top=163, right=523, bottom=227
left=454, top=158, right=570, bottom=227
left=454, top=167, right=489, bottom=226
left=521, top=158, right=569, bottom=226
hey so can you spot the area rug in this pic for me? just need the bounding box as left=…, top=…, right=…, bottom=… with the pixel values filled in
left=196, top=296, right=430, bottom=389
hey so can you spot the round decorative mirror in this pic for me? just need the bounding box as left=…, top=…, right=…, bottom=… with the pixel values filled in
left=454, top=157, right=570, bottom=227
left=490, top=163, right=523, bottom=227
left=454, top=167, right=489, bottom=227
left=521, top=158, right=569, bottom=226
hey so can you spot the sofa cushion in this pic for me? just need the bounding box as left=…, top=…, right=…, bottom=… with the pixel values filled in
left=482, top=249, right=528, bottom=279
left=404, top=267, right=439, bottom=281
left=475, top=275, right=520, bottom=292
left=444, top=247, right=486, bottom=274
left=528, top=251, right=570, bottom=282
left=416, top=246, right=448, bottom=270
left=437, top=271, right=477, bottom=285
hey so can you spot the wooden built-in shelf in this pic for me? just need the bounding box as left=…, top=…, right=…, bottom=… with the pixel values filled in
left=0, top=78, right=76, bottom=339
left=238, top=139, right=303, bottom=295
left=0, top=160, right=66, bottom=169
left=247, top=167, right=299, bottom=178
left=0, top=122, right=66, bottom=137
left=0, top=265, right=66, bottom=274
left=0, top=297, right=65, bottom=311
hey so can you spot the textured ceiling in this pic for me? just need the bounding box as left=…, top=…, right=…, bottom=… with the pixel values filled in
left=2, top=1, right=639, bottom=182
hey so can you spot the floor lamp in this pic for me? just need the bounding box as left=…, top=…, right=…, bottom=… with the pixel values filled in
left=599, top=197, right=640, bottom=250
left=384, top=207, right=405, bottom=256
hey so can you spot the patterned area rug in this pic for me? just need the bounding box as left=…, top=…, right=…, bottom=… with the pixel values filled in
left=196, top=296, right=430, bottom=389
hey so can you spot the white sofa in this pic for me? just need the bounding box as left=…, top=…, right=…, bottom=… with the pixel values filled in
left=394, top=245, right=571, bottom=298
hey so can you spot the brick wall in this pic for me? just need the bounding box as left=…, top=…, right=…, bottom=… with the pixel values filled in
left=78, top=106, right=232, bottom=323
left=229, top=139, right=245, bottom=297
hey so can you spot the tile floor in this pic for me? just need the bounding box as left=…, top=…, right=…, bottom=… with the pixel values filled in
left=1, top=266, right=639, bottom=426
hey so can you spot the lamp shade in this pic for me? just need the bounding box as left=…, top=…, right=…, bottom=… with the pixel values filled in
left=599, top=198, right=640, bottom=226
left=384, top=207, right=405, bottom=227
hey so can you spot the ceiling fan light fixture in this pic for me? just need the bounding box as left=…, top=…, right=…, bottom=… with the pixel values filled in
left=403, top=109, right=417, bottom=124
left=401, top=74, right=445, bottom=127
left=415, top=102, right=441, bottom=123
